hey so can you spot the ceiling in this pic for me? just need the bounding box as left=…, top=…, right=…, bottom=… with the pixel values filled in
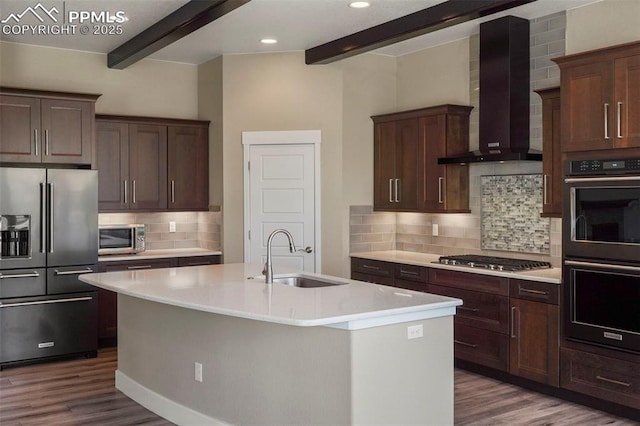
left=0, top=0, right=602, bottom=65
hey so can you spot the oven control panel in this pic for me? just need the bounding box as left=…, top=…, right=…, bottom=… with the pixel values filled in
left=569, top=158, right=640, bottom=175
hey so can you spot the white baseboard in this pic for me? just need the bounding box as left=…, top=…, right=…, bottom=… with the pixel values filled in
left=115, top=370, right=230, bottom=426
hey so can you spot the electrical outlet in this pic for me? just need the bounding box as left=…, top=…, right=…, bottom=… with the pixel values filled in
left=194, top=362, right=203, bottom=382
left=169, top=221, right=176, bottom=233
left=432, top=224, right=439, bottom=236
left=407, top=324, right=423, bottom=339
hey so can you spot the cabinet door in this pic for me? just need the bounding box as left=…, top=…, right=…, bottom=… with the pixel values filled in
left=395, top=118, right=420, bottom=210
left=0, top=95, right=40, bottom=163
left=421, top=115, right=446, bottom=211
left=373, top=121, right=397, bottom=210
left=561, top=61, right=614, bottom=152
left=167, top=125, right=209, bottom=210
left=540, top=89, right=562, bottom=217
left=40, top=99, right=92, bottom=165
left=509, top=298, right=559, bottom=386
left=614, top=54, right=640, bottom=148
left=129, top=124, right=168, bottom=210
left=97, top=121, right=129, bottom=211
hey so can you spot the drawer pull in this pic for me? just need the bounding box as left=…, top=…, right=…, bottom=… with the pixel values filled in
left=362, top=264, right=381, bottom=271
left=399, top=269, right=420, bottom=276
left=54, top=268, right=94, bottom=276
left=595, top=375, right=631, bottom=387
left=185, top=262, right=210, bottom=266
left=0, top=272, right=40, bottom=279
left=454, top=340, right=478, bottom=348
left=519, top=288, right=549, bottom=296
left=0, top=296, right=92, bottom=308
left=458, top=306, right=479, bottom=313
left=127, top=265, right=152, bottom=270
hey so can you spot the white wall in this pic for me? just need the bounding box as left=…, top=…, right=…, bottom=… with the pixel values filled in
left=566, top=0, right=640, bottom=54
left=0, top=41, right=198, bottom=118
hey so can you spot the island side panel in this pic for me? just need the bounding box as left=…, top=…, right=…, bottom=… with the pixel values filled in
left=116, top=294, right=352, bottom=425
left=350, top=316, right=454, bottom=425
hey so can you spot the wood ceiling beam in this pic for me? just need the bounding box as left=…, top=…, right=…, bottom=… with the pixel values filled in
left=305, top=0, right=536, bottom=65
left=108, top=0, right=251, bottom=69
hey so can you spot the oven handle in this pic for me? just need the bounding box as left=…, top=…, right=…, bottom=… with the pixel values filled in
left=564, top=176, right=640, bottom=184
left=565, top=260, right=640, bottom=273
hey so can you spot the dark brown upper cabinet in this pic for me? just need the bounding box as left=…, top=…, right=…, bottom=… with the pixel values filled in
left=0, top=88, right=99, bottom=165
left=535, top=87, right=562, bottom=218
left=97, top=116, right=209, bottom=212
left=553, top=41, right=640, bottom=154
left=372, top=105, right=472, bottom=213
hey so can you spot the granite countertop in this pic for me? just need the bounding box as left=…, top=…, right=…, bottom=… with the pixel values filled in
left=351, top=251, right=562, bottom=284
left=79, top=262, right=462, bottom=330
left=99, top=248, right=222, bottom=262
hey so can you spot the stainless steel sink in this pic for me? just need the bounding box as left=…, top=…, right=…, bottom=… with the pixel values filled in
left=253, top=274, right=348, bottom=288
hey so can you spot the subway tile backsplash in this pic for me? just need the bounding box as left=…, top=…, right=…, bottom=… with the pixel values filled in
left=98, top=211, right=221, bottom=251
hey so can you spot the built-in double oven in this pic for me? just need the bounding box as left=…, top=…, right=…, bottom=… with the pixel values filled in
left=563, top=157, right=640, bottom=353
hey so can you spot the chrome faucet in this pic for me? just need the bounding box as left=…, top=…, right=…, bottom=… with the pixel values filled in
left=264, top=229, right=297, bottom=284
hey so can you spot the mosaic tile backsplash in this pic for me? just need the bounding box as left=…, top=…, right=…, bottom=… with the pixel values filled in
left=481, top=174, right=550, bottom=254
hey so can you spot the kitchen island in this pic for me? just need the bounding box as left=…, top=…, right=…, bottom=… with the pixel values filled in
left=80, top=263, right=462, bottom=425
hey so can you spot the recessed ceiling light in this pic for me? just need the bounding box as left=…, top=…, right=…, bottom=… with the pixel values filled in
left=260, top=38, right=278, bottom=44
left=349, top=1, right=370, bottom=8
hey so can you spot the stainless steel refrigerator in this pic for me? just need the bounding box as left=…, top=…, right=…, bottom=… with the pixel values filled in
left=0, top=167, right=98, bottom=368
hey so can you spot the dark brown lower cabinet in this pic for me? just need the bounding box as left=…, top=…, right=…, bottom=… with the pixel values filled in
left=561, top=347, right=640, bottom=409
left=97, top=255, right=221, bottom=346
left=454, top=323, right=509, bottom=371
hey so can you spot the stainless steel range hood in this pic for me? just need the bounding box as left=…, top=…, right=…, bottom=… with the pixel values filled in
left=439, top=16, right=540, bottom=164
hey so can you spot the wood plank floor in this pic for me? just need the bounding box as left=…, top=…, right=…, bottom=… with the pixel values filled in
left=0, top=348, right=635, bottom=425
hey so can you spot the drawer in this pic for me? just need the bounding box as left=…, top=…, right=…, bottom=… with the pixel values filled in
left=98, top=257, right=178, bottom=272
left=561, top=347, right=640, bottom=409
left=394, top=264, right=427, bottom=283
left=393, top=278, right=427, bottom=293
left=351, top=271, right=394, bottom=286
left=428, top=284, right=509, bottom=334
left=351, top=258, right=393, bottom=278
left=429, top=268, right=509, bottom=296
left=47, top=264, right=97, bottom=295
left=510, top=279, right=559, bottom=304
left=454, top=323, right=509, bottom=372
left=0, top=268, right=46, bottom=298
left=177, top=255, right=221, bottom=267
left=0, top=291, right=97, bottom=365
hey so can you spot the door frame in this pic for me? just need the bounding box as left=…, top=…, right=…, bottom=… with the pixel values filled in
left=242, top=130, right=322, bottom=272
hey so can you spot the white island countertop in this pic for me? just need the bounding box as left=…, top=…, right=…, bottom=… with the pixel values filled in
left=80, top=263, right=462, bottom=330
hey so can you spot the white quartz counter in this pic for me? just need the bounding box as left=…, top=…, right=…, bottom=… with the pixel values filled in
left=80, top=263, right=462, bottom=330
left=98, top=248, right=222, bottom=262
left=352, top=251, right=562, bottom=284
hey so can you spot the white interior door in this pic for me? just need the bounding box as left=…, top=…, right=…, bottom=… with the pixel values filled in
left=245, top=141, right=318, bottom=273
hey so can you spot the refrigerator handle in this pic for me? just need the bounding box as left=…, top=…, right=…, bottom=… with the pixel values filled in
left=48, top=183, right=54, bottom=253
left=40, top=182, right=46, bottom=253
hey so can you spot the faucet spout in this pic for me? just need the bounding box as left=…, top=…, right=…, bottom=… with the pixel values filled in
left=264, top=229, right=297, bottom=284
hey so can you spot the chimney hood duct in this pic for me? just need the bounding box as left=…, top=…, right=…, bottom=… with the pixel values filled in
left=439, top=15, right=541, bottom=164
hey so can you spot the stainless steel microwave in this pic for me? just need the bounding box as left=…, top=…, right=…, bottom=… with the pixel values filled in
left=98, top=224, right=145, bottom=255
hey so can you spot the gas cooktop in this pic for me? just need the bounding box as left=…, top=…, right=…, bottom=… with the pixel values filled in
left=436, top=255, right=552, bottom=272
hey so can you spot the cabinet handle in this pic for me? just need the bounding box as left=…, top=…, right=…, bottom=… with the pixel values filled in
left=543, top=175, right=549, bottom=205
left=132, top=180, right=136, bottom=204
left=458, top=306, right=479, bottom=313
left=595, top=375, right=631, bottom=387
left=184, top=262, right=210, bottom=266
left=34, top=129, right=38, bottom=156
left=394, top=179, right=400, bottom=202
left=171, top=180, right=175, bottom=204
left=389, top=179, right=393, bottom=203
left=123, top=180, right=128, bottom=204
left=45, top=130, right=50, bottom=155
left=0, top=296, right=92, bottom=308
left=399, top=269, right=420, bottom=276
left=617, top=102, right=623, bottom=139
left=454, top=340, right=478, bottom=348
left=54, top=268, right=93, bottom=276
left=438, top=177, right=444, bottom=204
left=604, top=103, right=610, bottom=140
left=519, top=287, right=549, bottom=296
left=510, top=307, right=518, bottom=338
left=126, top=265, right=152, bottom=270
left=362, top=264, right=380, bottom=271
